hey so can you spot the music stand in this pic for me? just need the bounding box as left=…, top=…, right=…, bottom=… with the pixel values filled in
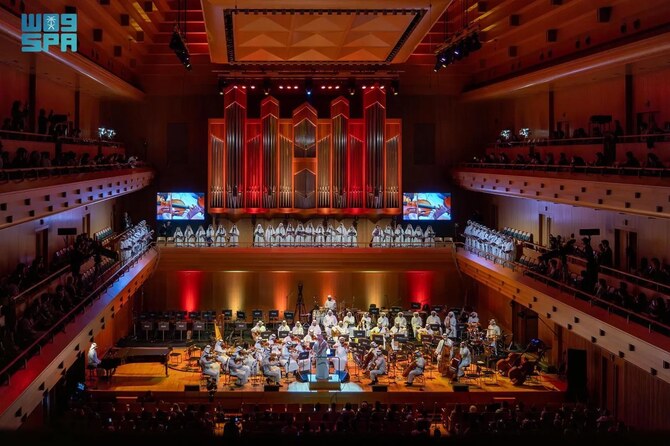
left=410, top=302, right=421, bottom=310
left=353, top=330, right=366, bottom=340
left=269, top=309, right=279, bottom=328
left=175, top=320, right=187, bottom=341
left=158, top=321, right=169, bottom=341
left=252, top=310, right=263, bottom=322
left=236, top=311, right=246, bottom=321
left=278, top=330, right=290, bottom=339
left=283, top=311, right=295, bottom=324
left=193, top=321, right=205, bottom=340
left=372, top=334, right=384, bottom=345
left=141, top=321, right=152, bottom=340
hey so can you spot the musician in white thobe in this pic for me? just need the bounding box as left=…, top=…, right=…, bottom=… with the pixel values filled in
left=371, top=225, right=382, bottom=247
left=410, top=312, right=423, bottom=338
left=378, top=312, right=389, bottom=329
left=394, top=312, right=407, bottom=329
left=309, top=320, right=322, bottom=337
left=405, top=351, right=426, bottom=385
left=200, top=345, right=220, bottom=386
left=295, top=223, right=305, bottom=246
left=404, top=225, right=413, bottom=247
left=265, top=224, right=274, bottom=247
left=383, top=225, right=393, bottom=247
left=275, top=223, right=286, bottom=247
left=343, top=311, right=356, bottom=336
left=324, top=295, right=337, bottom=312
left=292, top=321, right=304, bottom=336
left=332, top=338, right=348, bottom=372
left=435, top=333, right=454, bottom=363
left=315, top=224, right=325, bottom=247
left=323, top=310, right=338, bottom=338
left=444, top=311, right=458, bottom=338
left=325, top=224, right=335, bottom=246
left=286, top=223, right=295, bottom=247
left=305, top=222, right=315, bottom=246
left=456, top=342, right=471, bottom=379
left=88, top=343, right=101, bottom=368
left=426, top=311, right=442, bottom=334
left=393, top=225, right=404, bottom=247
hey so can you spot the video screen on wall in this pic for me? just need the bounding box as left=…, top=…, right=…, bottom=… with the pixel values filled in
left=402, top=193, right=452, bottom=221
left=156, top=192, right=205, bottom=220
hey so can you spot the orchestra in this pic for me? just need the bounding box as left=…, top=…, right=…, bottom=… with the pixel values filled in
left=161, top=296, right=525, bottom=393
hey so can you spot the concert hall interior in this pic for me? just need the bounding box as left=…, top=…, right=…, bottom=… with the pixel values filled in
left=2, top=0, right=670, bottom=443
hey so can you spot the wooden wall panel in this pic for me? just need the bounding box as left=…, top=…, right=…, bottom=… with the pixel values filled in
left=491, top=195, right=670, bottom=267
left=0, top=63, right=29, bottom=124
left=142, top=269, right=456, bottom=317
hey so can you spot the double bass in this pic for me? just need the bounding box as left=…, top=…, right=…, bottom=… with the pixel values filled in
left=496, top=352, right=521, bottom=377
left=444, top=355, right=461, bottom=381
left=437, top=344, right=453, bottom=376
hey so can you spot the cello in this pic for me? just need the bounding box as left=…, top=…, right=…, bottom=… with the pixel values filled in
left=402, top=360, right=417, bottom=378
left=444, top=354, right=461, bottom=381
left=437, top=344, right=452, bottom=376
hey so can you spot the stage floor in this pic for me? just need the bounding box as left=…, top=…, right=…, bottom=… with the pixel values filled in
left=90, top=348, right=567, bottom=407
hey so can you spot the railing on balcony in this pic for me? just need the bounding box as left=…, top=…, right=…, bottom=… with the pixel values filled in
left=0, top=162, right=146, bottom=183
left=0, top=243, right=156, bottom=385
left=456, top=162, right=669, bottom=177
left=488, top=132, right=670, bottom=149
left=456, top=241, right=670, bottom=337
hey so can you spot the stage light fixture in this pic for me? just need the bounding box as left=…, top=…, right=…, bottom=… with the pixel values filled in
left=305, top=78, right=313, bottom=96
left=263, top=78, right=271, bottom=96
left=391, top=79, right=399, bottom=96
left=434, top=28, right=483, bottom=72
left=169, top=25, right=191, bottom=71
left=348, top=78, right=356, bottom=96
left=217, top=78, right=227, bottom=95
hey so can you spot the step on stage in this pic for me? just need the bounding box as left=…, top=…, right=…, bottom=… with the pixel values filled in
left=305, top=372, right=347, bottom=391
left=89, top=360, right=567, bottom=407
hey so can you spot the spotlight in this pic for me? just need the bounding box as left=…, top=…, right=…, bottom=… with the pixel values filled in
left=305, top=78, right=313, bottom=96
left=391, top=79, right=399, bottom=96
left=217, top=78, right=227, bottom=95
left=348, top=78, right=356, bottom=96
left=263, top=78, right=271, bottom=96
left=169, top=26, right=191, bottom=71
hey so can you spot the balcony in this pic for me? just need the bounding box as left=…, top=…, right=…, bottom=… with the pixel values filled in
left=455, top=244, right=670, bottom=386
left=453, top=163, right=670, bottom=218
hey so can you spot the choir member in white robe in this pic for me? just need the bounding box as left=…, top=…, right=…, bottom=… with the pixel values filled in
left=295, top=222, right=305, bottom=246
left=347, top=224, right=357, bottom=247
left=286, top=222, right=295, bottom=247
left=206, top=224, right=215, bottom=247
left=413, top=225, right=424, bottom=247
left=393, top=225, right=404, bottom=247
left=265, top=224, right=274, bottom=247
left=254, top=224, right=265, bottom=247
left=184, top=225, right=195, bottom=247
left=315, top=224, right=325, bottom=247
left=229, top=224, right=240, bottom=247
left=383, top=225, right=393, bottom=247
left=403, top=224, right=413, bottom=247
left=425, top=225, right=436, bottom=247
left=305, top=221, right=315, bottom=246
left=325, top=223, right=335, bottom=246
left=214, top=224, right=227, bottom=247
left=195, top=226, right=206, bottom=247
left=275, top=222, right=286, bottom=247
left=371, top=225, right=382, bottom=247
left=336, top=222, right=347, bottom=247
left=173, top=227, right=184, bottom=247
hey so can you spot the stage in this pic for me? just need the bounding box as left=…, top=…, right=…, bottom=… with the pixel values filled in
left=89, top=349, right=567, bottom=408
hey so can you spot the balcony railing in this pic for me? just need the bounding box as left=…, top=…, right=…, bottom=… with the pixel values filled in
left=456, top=241, right=670, bottom=337
left=0, top=243, right=156, bottom=385
left=0, top=162, right=146, bottom=183
left=456, top=162, right=669, bottom=177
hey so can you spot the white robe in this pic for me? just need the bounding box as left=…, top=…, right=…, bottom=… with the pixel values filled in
left=174, top=228, right=184, bottom=247
left=229, top=224, right=240, bottom=247
left=276, top=223, right=286, bottom=247
left=305, top=223, right=315, bottom=246
left=206, top=225, right=215, bottom=246
left=286, top=223, right=295, bottom=247
left=425, top=226, right=435, bottom=247
left=265, top=225, right=274, bottom=247
left=254, top=224, right=265, bottom=247
left=325, top=225, right=335, bottom=246
left=336, top=224, right=346, bottom=247
left=394, top=226, right=403, bottom=247
left=404, top=226, right=413, bottom=247
left=347, top=225, right=357, bottom=247
left=414, top=226, right=424, bottom=247
left=184, top=225, right=195, bottom=247
left=372, top=226, right=382, bottom=247
left=383, top=226, right=393, bottom=247
left=215, top=226, right=227, bottom=247
left=315, top=225, right=325, bottom=246
left=295, top=223, right=305, bottom=247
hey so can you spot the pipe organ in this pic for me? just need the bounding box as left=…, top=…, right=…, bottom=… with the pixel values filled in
left=208, top=86, right=402, bottom=215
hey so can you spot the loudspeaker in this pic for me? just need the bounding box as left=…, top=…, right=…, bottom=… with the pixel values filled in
left=264, top=384, right=280, bottom=392
left=57, top=227, right=77, bottom=236
left=546, top=29, right=558, bottom=42
left=372, top=384, right=388, bottom=392
left=597, top=6, right=612, bottom=23
left=567, top=349, right=587, bottom=400
left=452, top=383, right=469, bottom=392
left=184, top=385, right=200, bottom=392
left=579, top=228, right=600, bottom=236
